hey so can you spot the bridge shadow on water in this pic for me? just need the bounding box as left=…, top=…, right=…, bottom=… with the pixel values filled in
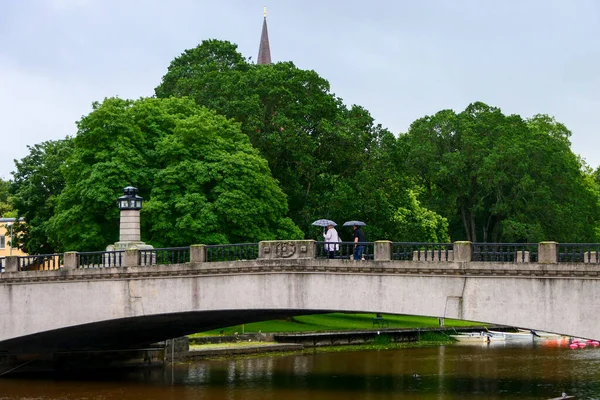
left=0, top=309, right=331, bottom=353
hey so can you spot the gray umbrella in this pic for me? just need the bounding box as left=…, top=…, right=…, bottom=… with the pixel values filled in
left=343, top=220, right=367, bottom=227
left=312, top=219, right=337, bottom=227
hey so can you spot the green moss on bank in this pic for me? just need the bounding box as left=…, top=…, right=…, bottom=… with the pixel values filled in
left=191, top=313, right=480, bottom=337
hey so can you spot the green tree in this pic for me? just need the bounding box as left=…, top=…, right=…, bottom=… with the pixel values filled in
left=48, top=97, right=301, bottom=251
left=155, top=42, right=340, bottom=230
left=144, top=109, right=302, bottom=246
left=155, top=40, right=447, bottom=241
left=392, top=190, right=450, bottom=243
left=0, top=178, right=14, bottom=217
left=155, top=39, right=249, bottom=103
left=402, top=102, right=600, bottom=242
left=10, top=139, right=73, bottom=254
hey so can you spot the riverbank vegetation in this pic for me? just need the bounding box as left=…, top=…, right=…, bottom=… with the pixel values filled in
left=189, top=331, right=455, bottom=362
left=193, top=313, right=480, bottom=336
left=6, top=39, right=600, bottom=252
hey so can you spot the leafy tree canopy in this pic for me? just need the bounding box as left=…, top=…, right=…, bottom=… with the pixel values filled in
left=46, top=97, right=301, bottom=251
left=10, top=139, right=73, bottom=253
left=401, top=102, right=600, bottom=242
left=14, top=39, right=597, bottom=250
left=0, top=178, right=15, bottom=218
left=155, top=39, right=449, bottom=242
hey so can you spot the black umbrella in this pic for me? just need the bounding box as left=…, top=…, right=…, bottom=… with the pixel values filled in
left=312, top=219, right=337, bottom=227
left=343, top=220, right=366, bottom=227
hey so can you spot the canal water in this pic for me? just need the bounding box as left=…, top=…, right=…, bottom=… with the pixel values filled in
left=1, top=342, right=599, bottom=399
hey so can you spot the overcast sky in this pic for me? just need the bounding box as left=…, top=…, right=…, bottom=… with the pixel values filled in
left=1, top=0, right=599, bottom=179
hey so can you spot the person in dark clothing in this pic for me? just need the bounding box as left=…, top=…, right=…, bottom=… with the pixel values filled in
left=353, top=225, right=365, bottom=261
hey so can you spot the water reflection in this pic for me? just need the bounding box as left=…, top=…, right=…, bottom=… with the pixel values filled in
left=1, top=342, right=600, bottom=400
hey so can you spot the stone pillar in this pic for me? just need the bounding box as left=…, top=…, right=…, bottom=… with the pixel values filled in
left=583, top=251, right=600, bottom=264
left=259, top=240, right=316, bottom=259
left=190, top=245, right=206, bottom=263
left=538, top=242, right=558, bottom=264
left=124, top=249, right=140, bottom=267
left=165, top=337, right=190, bottom=363
left=63, top=252, right=79, bottom=270
left=374, top=241, right=392, bottom=261
left=119, top=209, right=140, bottom=242
left=5, top=256, right=18, bottom=272
left=515, top=251, right=530, bottom=263
left=453, top=241, right=472, bottom=262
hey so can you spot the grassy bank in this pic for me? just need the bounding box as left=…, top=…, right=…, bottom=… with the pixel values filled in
left=310, top=332, right=455, bottom=354
left=193, top=313, right=481, bottom=336
left=192, top=332, right=455, bottom=361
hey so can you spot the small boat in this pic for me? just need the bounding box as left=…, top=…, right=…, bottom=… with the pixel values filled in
left=450, top=332, right=494, bottom=342
left=519, top=329, right=564, bottom=339
left=488, top=330, right=534, bottom=341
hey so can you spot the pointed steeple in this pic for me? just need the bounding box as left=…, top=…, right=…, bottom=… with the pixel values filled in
left=257, top=6, right=272, bottom=65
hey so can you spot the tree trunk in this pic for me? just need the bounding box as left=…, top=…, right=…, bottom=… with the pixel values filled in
left=484, top=214, right=494, bottom=243
left=470, top=212, right=477, bottom=243
left=461, top=206, right=471, bottom=241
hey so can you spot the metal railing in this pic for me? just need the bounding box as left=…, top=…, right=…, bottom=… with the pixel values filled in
left=316, top=241, right=375, bottom=260
left=206, top=243, right=259, bottom=262
left=558, top=244, right=600, bottom=263
left=140, top=247, right=190, bottom=266
left=8, top=242, right=600, bottom=272
left=472, top=243, right=538, bottom=262
left=18, top=253, right=63, bottom=271
left=392, top=242, right=454, bottom=261
left=78, top=251, right=124, bottom=268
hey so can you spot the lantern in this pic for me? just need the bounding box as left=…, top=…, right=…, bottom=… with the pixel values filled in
left=117, top=186, right=143, bottom=210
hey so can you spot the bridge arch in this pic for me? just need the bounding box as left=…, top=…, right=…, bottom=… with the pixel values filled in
left=0, top=258, right=596, bottom=352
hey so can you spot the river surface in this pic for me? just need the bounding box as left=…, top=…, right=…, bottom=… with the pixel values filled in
left=1, top=341, right=600, bottom=399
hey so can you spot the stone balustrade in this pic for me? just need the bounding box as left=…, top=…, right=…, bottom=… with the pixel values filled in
left=4, top=239, right=597, bottom=273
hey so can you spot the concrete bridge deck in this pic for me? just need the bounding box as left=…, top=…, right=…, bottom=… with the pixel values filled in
left=1, top=243, right=599, bottom=354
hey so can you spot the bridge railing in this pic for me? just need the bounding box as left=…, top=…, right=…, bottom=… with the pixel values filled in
left=78, top=250, right=124, bottom=268
left=391, top=242, right=454, bottom=261
left=18, top=253, right=63, bottom=271
left=9, top=241, right=600, bottom=272
left=316, top=241, right=375, bottom=260
left=472, top=243, right=538, bottom=263
left=140, top=247, right=190, bottom=265
left=558, top=243, right=600, bottom=263
left=206, top=243, right=259, bottom=262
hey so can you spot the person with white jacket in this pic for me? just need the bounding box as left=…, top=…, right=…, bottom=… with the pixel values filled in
left=323, top=224, right=340, bottom=259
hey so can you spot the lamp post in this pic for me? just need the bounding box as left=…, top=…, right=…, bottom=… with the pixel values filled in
left=106, top=186, right=153, bottom=265
left=117, top=186, right=143, bottom=211
left=117, top=186, right=143, bottom=243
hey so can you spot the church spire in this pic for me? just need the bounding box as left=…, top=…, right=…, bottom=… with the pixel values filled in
left=257, top=6, right=271, bottom=65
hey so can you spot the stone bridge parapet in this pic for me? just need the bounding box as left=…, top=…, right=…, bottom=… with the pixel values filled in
left=5, top=240, right=600, bottom=274
left=2, top=240, right=600, bottom=353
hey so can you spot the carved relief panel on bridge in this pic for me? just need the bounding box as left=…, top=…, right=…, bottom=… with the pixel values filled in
left=259, top=240, right=316, bottom=259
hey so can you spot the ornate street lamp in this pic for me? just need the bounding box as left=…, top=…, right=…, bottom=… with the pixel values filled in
left=116, top=186, right=143, bottom=243
left=105, top=186, right=153, bottom=264
left=117, top=186, right=143, bottom=211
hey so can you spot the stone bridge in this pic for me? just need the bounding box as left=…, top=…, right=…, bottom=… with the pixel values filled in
left=0, top=240, right=599, bottom=354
